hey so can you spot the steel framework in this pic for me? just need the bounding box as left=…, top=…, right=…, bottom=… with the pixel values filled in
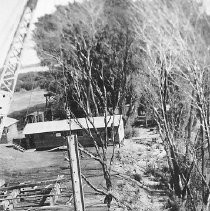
left=0, top=0, right=38, bottom=139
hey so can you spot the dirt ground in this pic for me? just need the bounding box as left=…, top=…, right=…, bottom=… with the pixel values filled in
left=0, top=127, right=170, bottom=210
left=112, top=128, right=169, bottom=210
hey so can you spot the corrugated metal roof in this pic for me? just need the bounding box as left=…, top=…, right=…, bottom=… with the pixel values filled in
left=23, top=115, right=123, bottom=135
left=4, top=117, right=18, bottom=127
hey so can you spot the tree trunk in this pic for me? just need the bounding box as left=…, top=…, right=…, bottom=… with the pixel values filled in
left=170, top=147, right=182, bottom=197
left=102, top=163, right=112, bottom=209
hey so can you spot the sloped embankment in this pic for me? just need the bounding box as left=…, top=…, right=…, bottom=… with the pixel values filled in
left=112, top=128, right=170, bottom=210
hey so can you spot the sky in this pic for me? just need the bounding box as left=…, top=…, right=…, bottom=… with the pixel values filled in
left=202, top=0, right=210, bottom=13
left=0, top=0, right=27, bottom=67
left=0, top=0, right=75, bottom=71
left=0, top=0, right=210, bottom=72
left=21, top=0, right=75, bottom=69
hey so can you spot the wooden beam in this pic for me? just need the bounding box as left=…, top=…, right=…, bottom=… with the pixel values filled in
left=0, top=179, right=5, bottom=188
left=0, top=178, right=65, bottom=191
left=39, top=184, right=53, bottom=206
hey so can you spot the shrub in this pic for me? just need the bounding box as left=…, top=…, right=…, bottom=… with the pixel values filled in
left=125, top=124, right=133, bottom=138
left=132, top=128, right=140, bottom=137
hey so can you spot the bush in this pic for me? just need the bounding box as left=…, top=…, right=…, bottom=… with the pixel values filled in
left=124, top=114, right=137, bottom=138
left=132, top=128, right=140, bottom=137
left=15, top=71, right=54, bottom=92
left=125, top=124, right=133, bottom=138
left=144, top=164, right=156, bottom=176
left=125, top=127, right=140, bottom=138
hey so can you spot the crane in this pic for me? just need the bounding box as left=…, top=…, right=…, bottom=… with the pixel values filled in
left=0, top=0, right=38, bottom=139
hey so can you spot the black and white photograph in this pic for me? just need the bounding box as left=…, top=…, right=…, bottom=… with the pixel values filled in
left=0, top=0, right=210, bottom=210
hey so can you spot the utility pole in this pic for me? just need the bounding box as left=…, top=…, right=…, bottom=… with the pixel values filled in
left=67, top=135, right=85, bottom=211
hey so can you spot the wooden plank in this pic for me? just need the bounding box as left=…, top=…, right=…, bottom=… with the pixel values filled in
left=39, top=184, right=53, bottom=206
left=29, top=205, right=74, bottom=210
left=0, top=179, right=5, bottom=188
left=0, top=178, right=66, bottom=191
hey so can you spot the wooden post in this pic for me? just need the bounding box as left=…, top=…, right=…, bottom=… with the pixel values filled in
left=67, top=135, right=85, bottom=211
left=49, top=175, right=63, bottom=206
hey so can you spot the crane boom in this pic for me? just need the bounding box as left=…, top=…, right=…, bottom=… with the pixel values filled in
left=0, top=0, right=38, bottom=140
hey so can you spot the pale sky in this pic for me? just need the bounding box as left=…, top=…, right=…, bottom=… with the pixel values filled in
left=0, top=0, right=76, bottom=71
left=202, top=0, right=210, bottom=14
left=21, top=0, right=75, bottom=70
left=0, top=0, right=209, bottom=72
left=0, top=0, right=27, bottom=67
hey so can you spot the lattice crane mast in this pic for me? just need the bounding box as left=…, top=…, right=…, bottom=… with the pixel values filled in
left=0, top=0, right=38, bottom=139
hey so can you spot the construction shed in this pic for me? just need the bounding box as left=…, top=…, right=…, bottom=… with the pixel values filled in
left=23, top=115, right=124, bottom=150
left=0, top=117, right=19, bottom=144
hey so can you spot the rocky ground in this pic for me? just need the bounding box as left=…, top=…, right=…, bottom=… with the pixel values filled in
left=0, top=127, right=171, bottom=210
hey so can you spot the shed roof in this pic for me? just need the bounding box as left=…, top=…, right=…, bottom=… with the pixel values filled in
left=23, top=115, right=123, bottom=135
left=4, top=117, right=18, bottom=127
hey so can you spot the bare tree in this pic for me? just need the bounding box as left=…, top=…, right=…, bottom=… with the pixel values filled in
left=34, top=0, right=138, bottom=209
left=133, top=0, right=210, bottom=209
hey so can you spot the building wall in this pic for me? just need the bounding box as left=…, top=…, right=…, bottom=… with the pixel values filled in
left=0, top=131, right=7, bottom=144
left=27, top=127, right=121, bottom=150
left=7, top=124, right=19, bottom=143
left=73, top=127, right=120, bottom=147
left=0, top=123, right=18, bottom=144
left=32, top=132, right=66, bottom=150
left=118, top=119, right=125, bottom=143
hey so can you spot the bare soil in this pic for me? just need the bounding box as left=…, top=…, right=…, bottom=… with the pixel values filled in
left=0, top=127, right=169, bottom=210
left=112, top=128, right=169, bottom=210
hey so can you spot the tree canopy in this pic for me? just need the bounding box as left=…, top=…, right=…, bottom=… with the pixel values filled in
left=34, top=0, right=210, bottom=209
left=34, top=0, right=139, bottom=120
